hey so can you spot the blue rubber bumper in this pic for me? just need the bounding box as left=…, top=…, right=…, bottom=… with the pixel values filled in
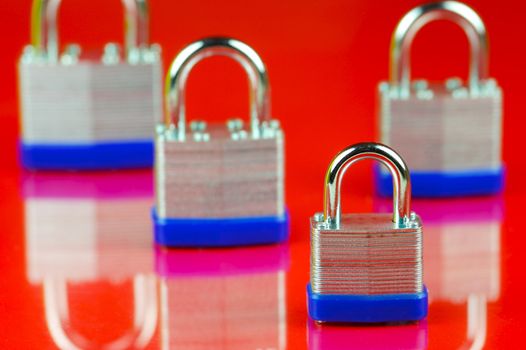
left=152, top=208, right=290, bottom=247
left=376, top=166, right=505, bottom=197
left=307, top=283, right=428, bottom=323
left=20, top=140, right=154, bottom=170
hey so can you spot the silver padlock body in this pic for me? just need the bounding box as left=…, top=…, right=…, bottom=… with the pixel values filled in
left=310, top=213, right=423, bottom=295
left=19, top=58, right=162, bottom=143
left=379, top=80, right=502, bottom=171
left=155, top=125, right=285, bottom=219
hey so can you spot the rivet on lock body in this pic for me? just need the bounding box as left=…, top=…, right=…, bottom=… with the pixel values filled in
left=18, top=0, right=163, bottom=170
left=376, top=1, right=504, bottom=197
left=307, top=143, right=428, bottom=323
left=152, top=37, right=289, bottom=247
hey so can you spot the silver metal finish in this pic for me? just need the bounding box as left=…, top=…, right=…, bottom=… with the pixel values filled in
left=155, top=37, right=284, bottom=219
left=31, top=0, right=150, bottom=62
left=311, top=213, right=423, bottom=295
left=380, top=1, right=502, bottom=174
left=165, top=37, right=270, bottom=140
left=19, top=0, right=162, bottom=145
left=390, top=0, right=488, bottom=96
left=311, top=143, right=423, bottom=296
left=324, top=142, right=411, bottom=228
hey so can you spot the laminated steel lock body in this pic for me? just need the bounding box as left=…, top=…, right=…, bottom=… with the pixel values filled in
left=377, top=1, right=504, bottom=197
left=152, top=37, right=288, bottom=247
left=307, top=142, right=428, bottom=323
left=19, top=0, right=162, bottom=170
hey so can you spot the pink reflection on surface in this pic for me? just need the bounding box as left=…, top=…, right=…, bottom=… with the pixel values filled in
left=307, top=319, right=428, bottom=350
left=22, top=170, right=153, bottom=199
left=155, top=242, right=290, bottom=276
left=156, top=243, right=289, bottom=350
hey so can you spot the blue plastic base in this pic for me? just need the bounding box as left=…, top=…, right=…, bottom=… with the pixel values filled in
left=20, top=140, right=153, bottom=170
left=152, top=208, right=290, bottom=247
left=307, top=283, right=428, bottom=323
left=376, top=166, right=505, bottom=197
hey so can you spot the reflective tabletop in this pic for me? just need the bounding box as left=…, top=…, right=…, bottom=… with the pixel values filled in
left=1, top=168, right=521, bottom=349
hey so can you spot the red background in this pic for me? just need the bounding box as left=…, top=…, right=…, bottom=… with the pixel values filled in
left=1, top=0, right=525, bottom=348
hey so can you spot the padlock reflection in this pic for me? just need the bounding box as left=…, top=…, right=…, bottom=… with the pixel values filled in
left=376, top=196, right=502, bottom=349
left=155, top=243, right=289, bottom=350
left=24, top=171, right=159, bottom=349
left=422, top=197, right=501, bottom=349
left=420, top=197, right=502, bottom=303
left=307, top=319, right=428, bottom=350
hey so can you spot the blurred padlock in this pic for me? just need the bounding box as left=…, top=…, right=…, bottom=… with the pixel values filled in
left=153, top=37, right=289, bottom=247
left=19, top=0, right=162, bottom=170
left=307, top=142, right=428, bottom=323
left=155, top=243, right=289, bottom=350
left=376, top=1, right=504, bottom=197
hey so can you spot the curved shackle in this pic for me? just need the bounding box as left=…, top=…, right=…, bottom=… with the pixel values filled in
left=390, top=1, right=489, bottom=95
left=31, top=0, right=149, bottom=62
left=165, top=37, right=271, bottom=141
left=324, top=142, right=412, bottom=229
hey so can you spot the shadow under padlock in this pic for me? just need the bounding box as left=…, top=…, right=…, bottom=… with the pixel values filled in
left=18, top=0, right=162, bottom=170
left=307, top=319, right=428, bottom=350
left=155, top=243, right=290, bottom=350
left=376, top=1, right=504, bottom=197
left=23, top=170, right=159, bottom=349
left=375, top=196, right=502, bottom=349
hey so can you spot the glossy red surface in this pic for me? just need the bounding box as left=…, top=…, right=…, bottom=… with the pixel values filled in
left=1, top=1, right=526, bottom=349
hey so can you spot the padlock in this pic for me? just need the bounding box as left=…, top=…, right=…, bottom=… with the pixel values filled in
left=18, top=0, right=162, bottom=170
left=307, top=142, right=428, bottom=323
left=376, top=1, right=504, bottom=197
left=152, top=37, right=289, bottom=247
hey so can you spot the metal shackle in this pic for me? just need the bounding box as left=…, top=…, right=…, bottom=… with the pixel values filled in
left=165, top=37, right=271, bottom=141
left=31, top=0, right=149, bottom=62
left=324, top=142, right=412, bottom=229
left=390, top=1, right=489, bottom=96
